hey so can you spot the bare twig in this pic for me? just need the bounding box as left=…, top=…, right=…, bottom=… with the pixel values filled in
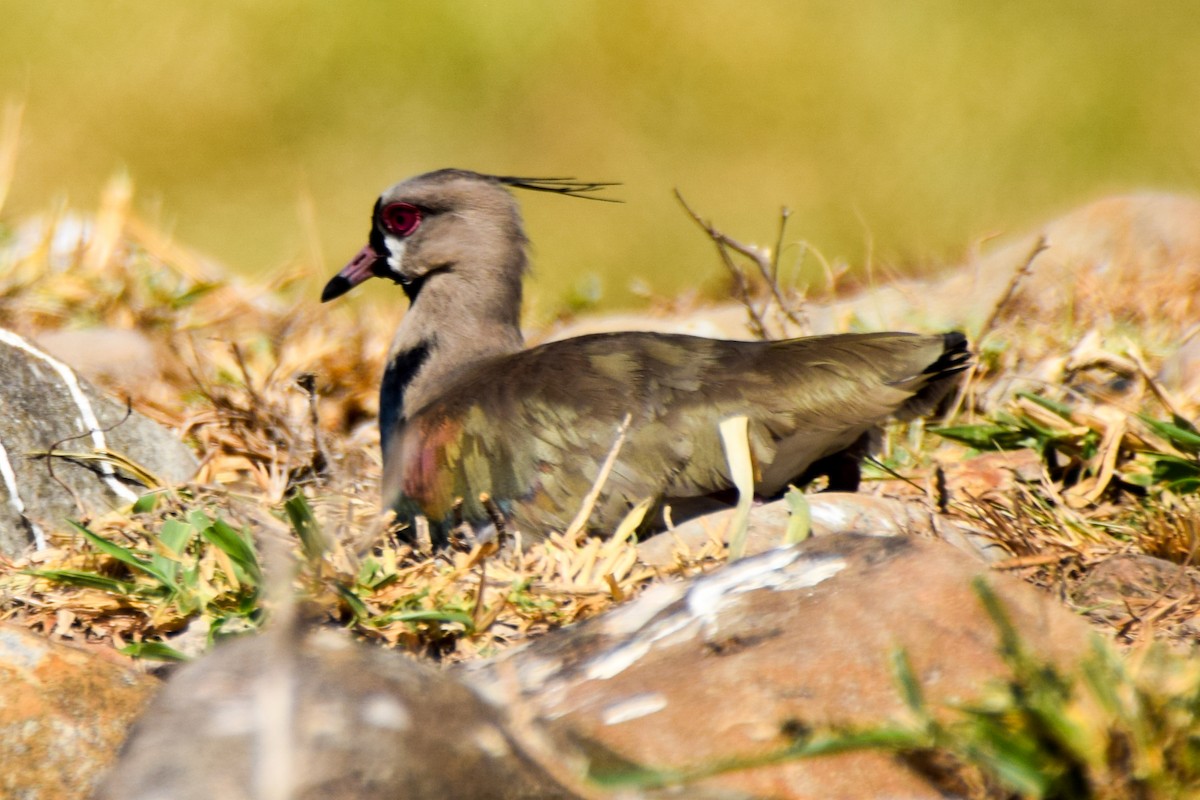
left=1128, top=345, right=1188, bottom=422
left=470, top=549, right=490, bottom=630
left=718, top=210, right=804, bottom=331
left=863, top=455, right=927, bottom=495
left=991, top=553, right=1069, bottom=570
left=676, top=192, right=807, bottom=336
left=231, top=342, right=266, bottom=413
left=296, top=373, right=330, bottom=480
left=674, top=189, right=769, bottom=339
left=944, top=235, right=1049, bottom=422
left=979, top=235, right=1049, bottom=343
left=768, top=205, right=807, bottom=330
left=38, top=399, right=136, bottom=514
left=448, top=498, right=472, bottom=552
left=770, top=206, right=791, bottom=284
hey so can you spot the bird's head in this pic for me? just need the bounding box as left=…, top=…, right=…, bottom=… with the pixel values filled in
left=321, top=169, right=616, bottom=303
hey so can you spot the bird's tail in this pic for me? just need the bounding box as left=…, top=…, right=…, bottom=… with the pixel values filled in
left=896, top=331, right=972, bottom=419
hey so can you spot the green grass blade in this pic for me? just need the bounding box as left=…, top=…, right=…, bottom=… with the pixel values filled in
left=1017, top=391, right=1075, bottom=420
left=369, top=608, right=476, bottom=628
left=283, top=493, right=326, bottom=561
left=932, top=424, right=1027, bottom=451
left=158, top=518, right=194, bottom=554
left=132, top=490, right=163, bottom=513
left=25, top=568, right=142, bottom=595
left=68, top=519, right=179, bottom=589
left=891, top=648, right=925, bottom=715
left=970, top=728, right=1053, bottom=796
left=196, top=516, right=262, bottom=585
left=782, top=485, right=811, bottom=544
left=1140, top=415, right=1200, bottom=455
left=149, top=518, right=194, bottom=587
left=333, top=581, right=371, bottom=621
left=121, top=641, right=190, bottom=661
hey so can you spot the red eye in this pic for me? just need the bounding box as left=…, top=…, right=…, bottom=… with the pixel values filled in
left=380, top=202, right=422, bottom=237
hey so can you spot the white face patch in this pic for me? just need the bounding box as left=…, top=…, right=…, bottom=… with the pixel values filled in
left=383, top=236, right=407, bottom=278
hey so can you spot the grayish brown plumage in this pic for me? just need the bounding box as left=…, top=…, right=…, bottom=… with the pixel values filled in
left=322, top=169, right=970, bottom=544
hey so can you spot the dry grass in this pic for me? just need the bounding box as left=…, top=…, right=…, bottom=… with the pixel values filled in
left=0, top=179, right=731, bottom=662
left=0, top=178, right=1198, bottom=673
left=3, top=182, right=1200, bottom=797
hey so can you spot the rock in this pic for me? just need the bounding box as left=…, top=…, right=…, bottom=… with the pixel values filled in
left=636, top=492, right=1007, bottom=566
left=1072, top=553, right=1200, bottom=643
left=869, top=450, right=1044, bottom=504
left=92, top=626, right=585, bottom=800
left=1158, top=334, right=1200, bottom=399
left=462, top=534, right=1093, bottom=800
left=844, top=192, right=1200, bottom=342
left=96, top=536, right=1097, bottom=800
left=976, top=193, right=1200, bottom=335
left=34, top=327, right=163, bottom=390
left=934, top=448, right=1043, bottom=498
left=0, top=622, right=158, bottom=800
left=0, top=329, right=198, bottom=556
left=545, top=192, right=1200, bottom=346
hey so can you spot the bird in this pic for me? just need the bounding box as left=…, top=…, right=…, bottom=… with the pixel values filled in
left=322, top=168, right=970, bottom=545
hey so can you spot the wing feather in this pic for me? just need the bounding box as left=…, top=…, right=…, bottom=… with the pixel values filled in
left=385, top=331, right=964, bottom=538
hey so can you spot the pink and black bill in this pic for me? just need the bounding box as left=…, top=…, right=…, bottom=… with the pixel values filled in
left=321, top=243, right=384, bottom=302
left=321, top=200, right=391, bottom=302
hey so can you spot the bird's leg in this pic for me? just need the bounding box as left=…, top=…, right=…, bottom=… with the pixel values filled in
left=479, top=493, right=510, bottom=545
left=448, top=498, right=474, bottom=552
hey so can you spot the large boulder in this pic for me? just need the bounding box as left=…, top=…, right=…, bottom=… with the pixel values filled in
left=0, top=329, right=197, bottom=556
left=462, top=534, right=1095, bottom=799
left=93, top=536, right=1099, bottom=799
left=974, top=192, right=1200, bottom=335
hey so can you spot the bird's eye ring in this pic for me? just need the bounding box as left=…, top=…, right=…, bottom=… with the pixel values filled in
left=380, top=203, right=422, bottom=237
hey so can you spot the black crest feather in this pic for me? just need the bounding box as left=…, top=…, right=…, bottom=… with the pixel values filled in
left=493, top=175, right=622, bottom=202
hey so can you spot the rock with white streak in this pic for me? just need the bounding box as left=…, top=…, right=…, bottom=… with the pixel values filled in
left=0, top=328, right=197, bottom=556
left=461, top=534, right=1093, bottom=800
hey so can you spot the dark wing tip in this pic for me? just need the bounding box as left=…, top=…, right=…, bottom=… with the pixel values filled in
left=925, top=331, right=972, bottom=378
left=493, top=175, right=623, bottom=203
left=895, top=331, right=973, bottom=420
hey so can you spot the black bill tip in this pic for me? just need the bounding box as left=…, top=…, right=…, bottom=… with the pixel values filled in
left=321, top=274, right=355, bottom=303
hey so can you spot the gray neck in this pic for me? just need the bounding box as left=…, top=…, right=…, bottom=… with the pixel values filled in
left=379, top=259, right=525, bottom=447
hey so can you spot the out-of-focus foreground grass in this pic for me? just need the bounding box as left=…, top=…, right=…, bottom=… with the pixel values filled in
left=2, top=1, right=1199, bottom=318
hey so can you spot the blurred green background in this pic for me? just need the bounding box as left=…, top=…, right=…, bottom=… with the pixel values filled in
left=2, top=1, right=1199, bottom=321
